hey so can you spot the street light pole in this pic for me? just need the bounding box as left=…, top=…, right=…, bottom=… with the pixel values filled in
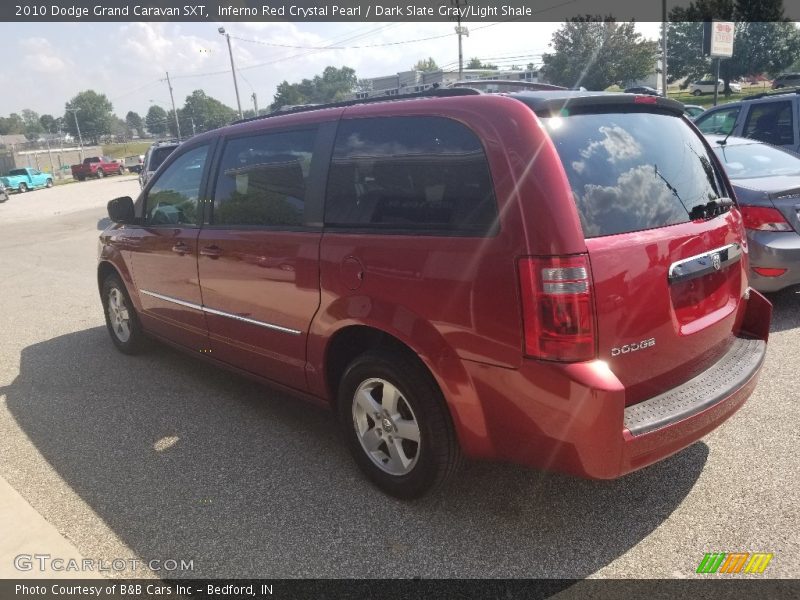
left=66, top=108, right=84, bottom=162
left=219, top=27, right=243, bottom=119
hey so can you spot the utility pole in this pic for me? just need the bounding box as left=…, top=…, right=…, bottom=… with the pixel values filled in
left=66, top=108, right=83, bottom=162
left=661, top=0, right=668, bottom=96
left=252, top=92, right=258, bottom=115
left=219, top=27, right=243, bottom=119
left=451, top=0, right=469, bottom=81
left=165, top=71, right=181, bottom=141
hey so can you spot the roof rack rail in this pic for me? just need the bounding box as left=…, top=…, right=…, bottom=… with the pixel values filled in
left=743, top=87, right=800, bottom=100
left=232, top=86, right=482, bottom=125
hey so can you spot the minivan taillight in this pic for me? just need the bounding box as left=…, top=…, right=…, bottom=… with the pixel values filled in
left=517, top=255, right=596, bottom=362
left=740, top=206, right=794, bottom=232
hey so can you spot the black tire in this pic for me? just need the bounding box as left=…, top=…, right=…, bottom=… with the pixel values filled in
left=96, top=169, right=105, bottom=179
left=18, top=183, right=27, bottom=193
left=118, top=167, right=125, bottom=175
left=692, top=89, right=702, bottom=96
left=337, top=349, right=462, bottom=499
left=101, top=273, right=148, bottom=355
left=0, top=193, right=7, bottom=203
left=45, top=178, right=53, bottom=188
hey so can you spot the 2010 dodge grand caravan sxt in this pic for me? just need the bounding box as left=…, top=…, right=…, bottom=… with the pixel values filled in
left=99, top=89, right=771, bottom=498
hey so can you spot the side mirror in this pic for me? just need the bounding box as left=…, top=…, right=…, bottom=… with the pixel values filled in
left=107, top=196, right=135, bottom=224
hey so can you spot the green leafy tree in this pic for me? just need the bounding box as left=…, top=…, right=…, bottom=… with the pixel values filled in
left=270, top=66, right=358, bottom=111
left=0, top=113, right=25, bottom=135
left=181, top=90, right=237, bottom=133
left=145, top=105, right=168, bottom=136
left=665, top=1, right=800, bottom=93
left=413, top=57, right=440, bottom=72
left=21, top=109, right=44, bottom=141
left=540, top=18, right=659, bottom=90
left=466, top=57, right=499, bottom=69
left=64, top=90, right=113, bottom=144
left=39, top=114, right=57, bottom=133
left=125, top=111, right=144, bottom=136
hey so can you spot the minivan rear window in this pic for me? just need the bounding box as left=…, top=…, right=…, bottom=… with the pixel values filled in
left=542, top=111, right=724, bottom=237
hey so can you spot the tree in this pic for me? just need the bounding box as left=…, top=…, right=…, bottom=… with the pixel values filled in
left=109, top=116, right=130, bottom=140
left=21, top=109, right=44, bottom=141
left=125, top=111, right=144, bottom=136
left=64, top=90, right=114, bottom=144
left=270, top=66, right=358, bottom=111
left=39, top=114, right=57, bottom=133
left=665, top=1, right=800, bottom=93
left=145, top=105, right=168, bottom=136
left=413, top=57, right=439, bottom=72
left=540, top=18, right=659, bottom=90
left=0, top=114, right=25, bottom=135
left=466, top=57, right=499, bottom=69
left=182, top=90, right=237, bottom=133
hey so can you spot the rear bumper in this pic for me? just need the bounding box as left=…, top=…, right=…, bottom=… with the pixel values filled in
left=458, top=291, right=771, bottom=479
left=747, top=230, right=800, bottom=292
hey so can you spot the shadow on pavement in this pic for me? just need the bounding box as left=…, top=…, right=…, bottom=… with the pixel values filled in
left=3, top=327, right=708, bottom=578
left=766, top=286, right=800, bottom=333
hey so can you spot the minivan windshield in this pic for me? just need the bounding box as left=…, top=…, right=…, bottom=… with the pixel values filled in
left=541, top=110, right=724, bottom=237
left=150, top=146, right=177, bottom=172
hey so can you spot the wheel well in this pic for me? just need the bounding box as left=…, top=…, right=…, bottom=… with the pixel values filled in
left=325, top=326, right=428, bottom=405
left=97, top=261, right=120, bottom=296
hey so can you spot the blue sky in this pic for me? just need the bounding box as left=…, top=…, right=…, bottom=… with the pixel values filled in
left=1, top=21, right=662, bottom=119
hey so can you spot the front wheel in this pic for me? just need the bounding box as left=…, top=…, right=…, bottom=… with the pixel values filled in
left=96, top=169, right=105, bottom=179
left=18, top=183, right=28, bottom=193
left=692, top=89, right=702, bottom=96
left=118, top=167, right=125, bottom=175
left=45, top=178, right=53, bottom=188
left=101, top=273, right=148, bottom=354
left=337, top=349, right=462, bottom=499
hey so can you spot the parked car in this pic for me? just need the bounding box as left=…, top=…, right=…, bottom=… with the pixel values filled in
left=683, top=104, right=705, bottom=119
left=139, top=140, right=180, bottom=188
left=123, top=155, right=145, bottom=173
left=708, top=134, right=800, bottom=292
left=98, top=89, right=771, bottom=498
left=771, top=73, right=800, bottom=89
left=0, top=167, right=53, bottom=192
left=694, top=89, right=800, bottom=153
left=0, top=181, right=8, bottom=203
left=71, top=157, right=125, bottom=181
left=623, top=85, right=660, bottom=95
left=690, top=79, right=742, bottom=95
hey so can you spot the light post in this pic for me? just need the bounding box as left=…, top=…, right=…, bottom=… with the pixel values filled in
left=218, top=27, right=243, bottom=119
left=65, top=107, right=84, bottom=162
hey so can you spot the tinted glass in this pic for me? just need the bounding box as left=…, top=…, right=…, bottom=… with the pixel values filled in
left=743, top=101, right=794, bottom=146
left=9, top=169, right=26, bottom=176
left=150, top=146, right=178, bottom=172
left=325, top=117, right=497, bottom=234
left=212, top=129, right=315, bottom=227
left=542, top=111, right=723, bottom=237
left=712, top=141, right=800, bottom=178
left=695, top=106, right=741, bottom=135
left=145, top=145, right=208, bottom=226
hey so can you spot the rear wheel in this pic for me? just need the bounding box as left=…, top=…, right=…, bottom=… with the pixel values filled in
left=18, top=183, right=27, bottom=193
left=101, top=273, right=148, bottom=354
left=337, top=349, right=461, bottom=499
left=692, top=89, right=702, bottom=96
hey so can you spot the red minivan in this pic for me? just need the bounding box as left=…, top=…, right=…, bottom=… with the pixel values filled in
left=99, top=89, right=771, bottom=498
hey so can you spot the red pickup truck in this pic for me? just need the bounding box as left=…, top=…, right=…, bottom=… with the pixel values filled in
left=71, top=156, right=125, bottom=181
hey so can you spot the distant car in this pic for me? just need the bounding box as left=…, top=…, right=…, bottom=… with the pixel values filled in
left=0, top=180, right=8, bottom=203
left=771, top=73, right=800, bottom=89
left=683, top=104, right=705, bottom=119
left=708, top=134, right=800, bottom=292
left=0, top=167, right=53, bottom=193
left=71, top=157, right=125, bottom=181
left=139, top=140, right=180, bottom=188
left=123, top=155, right=145, bottom=174
left=690, top=79, right=741, bottom=95
left=624, top=86, right=660, bottom=96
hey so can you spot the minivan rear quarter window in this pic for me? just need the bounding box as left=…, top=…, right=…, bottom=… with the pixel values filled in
left=542, top=110, right=724, bottom=237
left=325, top=116, right=498, bottom=234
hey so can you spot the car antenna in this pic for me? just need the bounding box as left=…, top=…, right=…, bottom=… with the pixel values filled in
left=717, top=128, right=734, bottom=146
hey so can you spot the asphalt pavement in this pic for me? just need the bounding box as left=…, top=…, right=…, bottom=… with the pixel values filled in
left=0, top=177, right=797, bottom=579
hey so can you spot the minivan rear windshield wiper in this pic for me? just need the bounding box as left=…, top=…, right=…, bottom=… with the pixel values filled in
left=689, top=197, right=734, bottom=220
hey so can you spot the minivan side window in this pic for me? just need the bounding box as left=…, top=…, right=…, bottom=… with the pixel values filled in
left=212, top=129, right=316, bottom=227
left=325, top=116, right=498, bottom=234
left=743, top=101, right=794, bottom=146
left=695, top=106, right=741, bottom=135
left=144, top=145, right=208, bottom=226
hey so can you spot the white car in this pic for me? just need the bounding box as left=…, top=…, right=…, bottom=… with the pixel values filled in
left=690, top=79, right=742, bottom=95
